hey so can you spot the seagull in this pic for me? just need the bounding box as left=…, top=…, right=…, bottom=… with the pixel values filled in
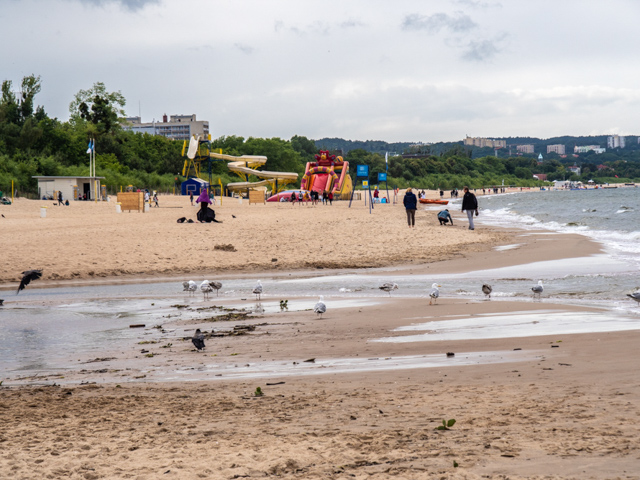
left=192, top=329, right=205, bottom=351
left=429, top=283, right=441, bottom=305
left=253, top=280, right=263, bottom=300
left=17, top=269, right=42, bottom=294
left=314, top=296, right=327, bottom=318
left=532, top=280, right=544, bottom=300
left=627, top=292, right=640, bottom=306
left=183, top=280, right=197, bottom=296
left=210, top=281, right=222, bottom=296
left=200, top=280, right=213, bottom=300
left=379, top=282, right=398, bottom=296
left=482, top=284, right=492, bottom=299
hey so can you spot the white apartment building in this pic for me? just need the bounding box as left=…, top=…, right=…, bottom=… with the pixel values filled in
left=607, top=135, right=625, bottom=149
left=463, top=136, right=507, bottom=149
left=547, top=144, right=566, bottom=155
left=517, top=144, right=535, bottom=154
left=123, top=114, right=209, bottom=141
left=574, top=145, right=606, bottom=154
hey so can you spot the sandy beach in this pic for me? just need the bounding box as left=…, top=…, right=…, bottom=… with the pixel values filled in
left=1, top=192, right=639, bottom=480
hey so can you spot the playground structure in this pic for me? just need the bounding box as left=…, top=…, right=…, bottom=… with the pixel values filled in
left=182, top=135, right=298, bottom=194
left=300, top=150, right=352, bottom=199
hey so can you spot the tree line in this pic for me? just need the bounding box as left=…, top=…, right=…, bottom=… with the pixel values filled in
left=2, top=75, right=639, bottom=198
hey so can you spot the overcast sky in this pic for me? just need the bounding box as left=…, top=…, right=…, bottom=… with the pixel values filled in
left=2, top=0, right=639, bottom=143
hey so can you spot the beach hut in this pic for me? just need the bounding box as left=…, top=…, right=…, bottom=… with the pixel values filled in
left=181, top=178, right=209, bottom=196
left=33, top=176, right=105, bottom=201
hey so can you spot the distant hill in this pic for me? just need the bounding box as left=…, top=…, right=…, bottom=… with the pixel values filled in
left=314, top=135, right=640, bottom=156
left=314, top=138, right=417, bottom=155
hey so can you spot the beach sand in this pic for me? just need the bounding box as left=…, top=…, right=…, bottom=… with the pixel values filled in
left=1, top=193, right=638, bottom=479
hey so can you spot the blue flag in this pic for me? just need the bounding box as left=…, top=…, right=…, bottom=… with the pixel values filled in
left=86, top=140, right=93, bottom=154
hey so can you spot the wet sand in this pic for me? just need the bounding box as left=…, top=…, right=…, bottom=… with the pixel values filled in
left=1, top=193, right=639, bottom=479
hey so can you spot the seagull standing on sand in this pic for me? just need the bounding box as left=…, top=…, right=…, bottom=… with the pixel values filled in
left=17, top=269, right=42, bottom=294
left=627, top=292, right=640, bottom=306
left=429, top=283, right=441, bottom=305
left=200, top=280, right=213, bottom=300
left=379, top=282, right=398, bottom=296
left=253, top=280, right=263, bottom=300
left=183, top=280, right=197, bottom=296
left=482, top=284, right=493, bottom=299
left=532, top=280, right=544, bottom=300
left=314, top=296, right=327, bottom=318
left=192, top=329, right=205, bottom=351
left=210, top=281, right=222, bottom=297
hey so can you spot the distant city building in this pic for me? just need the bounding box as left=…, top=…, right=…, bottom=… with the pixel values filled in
left=123, top=114, right=209, bottom=141
left=568, top=163, right=581, bottom=175
left=607, top=135, right=625, bottom=149
left=463, top=136, right=506, bottom=149
left=547, top=144, right=566, bottom=155
left=574, top=145, right=605, bottom=154
left=532, top=173, right=547, bottom=181
left=517, top=144, right=535, bottom=154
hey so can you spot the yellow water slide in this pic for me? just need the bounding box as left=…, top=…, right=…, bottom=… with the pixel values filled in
left=185, top=136, right=297, bottom=192
left=209, top=152, right=298, bottom=192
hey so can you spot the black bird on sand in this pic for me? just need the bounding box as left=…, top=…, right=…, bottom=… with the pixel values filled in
left=192, top=329, right=206, bottom=351
left=17, top=269, right=43, bottom=294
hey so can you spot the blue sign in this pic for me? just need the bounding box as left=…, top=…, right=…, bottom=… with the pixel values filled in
left=378, top=172, right=387, bottom=182
left=356, top=165, right=369, bottom=177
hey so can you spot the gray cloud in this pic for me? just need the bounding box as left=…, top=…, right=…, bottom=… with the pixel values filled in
left=339, top=18, right=365, bottom=29
left=76, top=0, right=160, bottom=12
left=402, top=12, right=477, bottom=34
left=234, top=43, right=254, bottom=55
left=451, top=0, right=502, bottom=9
left=459, top=33, right=508, bottom=61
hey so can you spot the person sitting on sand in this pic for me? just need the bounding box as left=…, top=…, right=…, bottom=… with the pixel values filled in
left=195, top=190, right=222, bottom=223
left=437, top=209, right=453, bottom=226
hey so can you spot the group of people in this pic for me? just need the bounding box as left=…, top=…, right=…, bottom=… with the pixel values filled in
left=145, top=190, right=159, bottom=208
left=403, top=187, right=478, bottom=230
left=289, top=190, right=333, bottom=205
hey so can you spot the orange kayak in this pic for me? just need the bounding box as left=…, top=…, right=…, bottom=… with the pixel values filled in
left=419, top=199, right=449, bottom=205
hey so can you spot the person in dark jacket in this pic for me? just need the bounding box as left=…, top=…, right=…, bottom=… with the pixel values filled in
left=461, top=186, right=478, bottom=230
left=403, top=188, right=418, bottom=228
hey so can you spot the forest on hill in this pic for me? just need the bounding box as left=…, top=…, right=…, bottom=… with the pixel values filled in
left=2, top=75, right=639, bottom=198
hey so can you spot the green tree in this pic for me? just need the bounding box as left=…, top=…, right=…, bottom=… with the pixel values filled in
left=69, top=82, right=126, bottom=137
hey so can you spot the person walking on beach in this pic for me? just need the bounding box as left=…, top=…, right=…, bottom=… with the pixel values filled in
left=403, top=187, right=417, bottom=228
left=328, top=191, right=333, bottom=205
left=461, top=186, right=478, bottom=230
left=190, top=193, right=194, bottom=206
left=153, top=193, right=159, bottom=207
left=57, top=191, right=63, bottom=206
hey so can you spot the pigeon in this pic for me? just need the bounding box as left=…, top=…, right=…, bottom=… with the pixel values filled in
left=627, top=292, right=640, bottom=306
left=379, top=282, right=398, bottom=296
left=531, top=280, right=544, bottom=300
left=429, top=283, right=441, bottom=305
left=232, top=215, right=236, bottom=218
left=200, top=280, right=213, bottom=300
left=17, top=269, right=42, bottom=294
left=314, top=296, right=327, bottom=318
left=253, top=280, right=263, bottom=300
left=482, top=284, right=492, bottom=299
left=192, top=329, right=205, bottom=351
left=183, top=280, right=197, bottom=296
